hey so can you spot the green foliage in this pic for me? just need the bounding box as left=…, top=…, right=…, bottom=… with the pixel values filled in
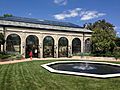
left=10, top=54, right=23, bottom=60
left=113, top=48, right=120, bottom=60
left=0, top=54, right=11, bottom=59
left=73, top=52, right=91, bottom=57
left=85, top=20, right=116, bottom=56
left=0, top=53, right=23, bottom=61
left=0, top=52, right=15, bottom=60
left=3, top=14, right=13, bottom=17
left=115, top=37, right=120, bottom=47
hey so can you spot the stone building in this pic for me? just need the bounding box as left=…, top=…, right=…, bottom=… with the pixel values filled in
left=0, top=16, right=92, bottom=58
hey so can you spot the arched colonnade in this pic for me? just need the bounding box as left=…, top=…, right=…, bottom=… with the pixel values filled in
left=5, top=33, right=91, bottom=58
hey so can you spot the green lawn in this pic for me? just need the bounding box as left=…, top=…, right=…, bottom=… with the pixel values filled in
left=0, top=60, right=120, bottom=90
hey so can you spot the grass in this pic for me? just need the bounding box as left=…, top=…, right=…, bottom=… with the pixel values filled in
left=0, top=60, right=120, bottom=90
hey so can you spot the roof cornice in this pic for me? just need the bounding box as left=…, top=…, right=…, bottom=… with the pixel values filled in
left=0, top=20, right=92, bottom=33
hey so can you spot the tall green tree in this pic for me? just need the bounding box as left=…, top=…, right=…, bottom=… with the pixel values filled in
left=84, top=20, right=116, bottom=56
left=115, top=37, right=120, bottom=47
left=3, top=14, right=13, bottom=17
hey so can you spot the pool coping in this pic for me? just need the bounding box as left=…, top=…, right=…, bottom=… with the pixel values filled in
left=41, top=61, right=120, bottom=78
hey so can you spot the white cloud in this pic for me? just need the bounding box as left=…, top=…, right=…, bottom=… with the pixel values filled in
left=53, top=8, right=106, bottom=21
left=117, top=32, right=120, bottom=35
left=54, top=0, right=67, bottom=5
left=80, top=11, right=106, bottom=20
left=54, top=8, right=82, bottom=20
left=116, top=31, right=120, bottom=36
left=28, top=13, right=32, bottom=16
left=114, top=27, right=120, bottom=36
left=114, top=26, right=120, bottom=30
left=114, top=26, right=120, bottom=36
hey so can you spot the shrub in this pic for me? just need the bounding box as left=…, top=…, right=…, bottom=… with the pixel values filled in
left=113, top=48, right=120, bottom=60
left=16, top=54, right=23, bottom=60
left=73, top=52, right=91, bottom=57
left=91, top=51, right=114, bottom=57
left=0, top=53, right=23, bottom=61
left=0, top=54, right=11, bottom=59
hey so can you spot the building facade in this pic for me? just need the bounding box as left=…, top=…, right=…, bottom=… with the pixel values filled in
left=0, top=16, right=92, bottom=58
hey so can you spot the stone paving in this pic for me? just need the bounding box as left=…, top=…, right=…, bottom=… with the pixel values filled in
left=0, top=56, right=120, bottom=65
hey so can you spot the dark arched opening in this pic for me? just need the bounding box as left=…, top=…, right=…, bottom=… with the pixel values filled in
left=26, top=35, right=39, bottom=58
left=6, top=34, right=21, bottom=54
left=43, top=36, right=54, bottom=58
left=72, top=38, right=81, bottom=55
left=85, top=38, right=91, bottom=53
left=58, top=37, right=68, bottom=57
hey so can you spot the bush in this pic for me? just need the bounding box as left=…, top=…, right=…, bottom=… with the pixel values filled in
left=9, top=54, right=23, bottom=60
left=73, top=52, right=91, bottom=57
left=0, top=53, right=23, bottom=61
left=91, top=51, right=114, bottom=57
left=16, top=54, right=23, bottom=60
left=0, top=53, right=11, bottom=59
left=113, top=48, right=120, bottom=60
left=105, top=52, right=114, bottom=57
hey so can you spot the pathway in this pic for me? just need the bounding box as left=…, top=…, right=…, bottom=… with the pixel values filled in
left=0, top=56, right=120, bottom=65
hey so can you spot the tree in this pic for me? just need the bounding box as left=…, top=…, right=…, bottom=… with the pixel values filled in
left=2, top=14, right=13, bottom=52
left=83, top=23, right=94, bottom=30
left=115, top=37, right=120, bottom=47
left=3, top=14, right=13, bottom=17
left=84, top=20, right=116, bottom=56
left=113, top=47, right=120, bottom=60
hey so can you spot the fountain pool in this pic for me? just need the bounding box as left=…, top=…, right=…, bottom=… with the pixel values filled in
left=41, top=61, right=120, bottom=78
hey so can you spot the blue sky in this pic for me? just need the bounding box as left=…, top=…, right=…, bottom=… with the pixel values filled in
left=0, top=0, right=120, bottom=36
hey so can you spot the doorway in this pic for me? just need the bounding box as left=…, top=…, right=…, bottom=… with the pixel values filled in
left=25, top=35, right=39, bottom=58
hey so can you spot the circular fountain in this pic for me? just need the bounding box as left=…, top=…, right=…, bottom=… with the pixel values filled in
left=41, top=61, right=120, bottom=78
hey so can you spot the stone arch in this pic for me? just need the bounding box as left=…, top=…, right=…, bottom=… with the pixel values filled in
left=72, top=38, right=81, bottom=55
left=58, top=37, right=68, bottom=57
left=85, top=38, right=91, bottom=53
left=25, top=35, right=39, bottom=58
left=6, top=34, right=21, bottom=54
left=43, top=36, right=54, bottom=58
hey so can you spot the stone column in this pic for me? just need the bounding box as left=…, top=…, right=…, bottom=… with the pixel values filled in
left=81, top=33, right=85, bottom=53
left=68, top=37, right=72, bottom=57
left=4, top=36, right=7, bottom=52
left=21, top=32, right=26, bottom=58
left=81, top=40, right=84, bottom=53
left=54, top=36, right=58, bottom=58
left=39, top=34, right=43, bottom=58
left=39, top=42, right=43, bottom=58
left=37, top=44, right=40, bottom=58
left=3, top=27, right=7, bottom=52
